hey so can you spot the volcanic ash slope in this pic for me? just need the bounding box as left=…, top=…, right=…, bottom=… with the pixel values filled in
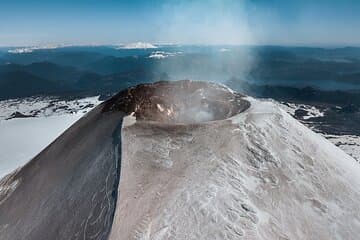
left=109, top=98, right=360, bottom=239
left=1, top=80, right=360, bottom=240
left=0, top=105, right=125, bottom=240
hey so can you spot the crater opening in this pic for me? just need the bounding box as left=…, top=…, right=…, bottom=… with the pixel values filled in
left=103, top=80, right=250, bottom=124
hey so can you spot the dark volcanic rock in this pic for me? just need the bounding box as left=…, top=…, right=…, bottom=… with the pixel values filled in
left=6, top=111, right=34, bottom=120
left=103, top=80, right=250, bottom=123
left=294, top=109, right=308, bottom=119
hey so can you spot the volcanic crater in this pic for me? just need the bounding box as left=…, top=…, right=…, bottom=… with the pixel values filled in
left=103, top=80, right=251, bottom=124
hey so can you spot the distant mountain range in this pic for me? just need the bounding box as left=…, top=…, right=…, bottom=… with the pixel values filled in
left=0, top=45, right=360, bottom=101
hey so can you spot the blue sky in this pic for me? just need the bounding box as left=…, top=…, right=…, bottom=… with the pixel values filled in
left=0, top=0, right=359, bottom=46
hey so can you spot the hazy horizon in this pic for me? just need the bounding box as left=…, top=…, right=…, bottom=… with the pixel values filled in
left=2, top=43, right=360, bottom=49
left=1, top=0, right=359, bottom=47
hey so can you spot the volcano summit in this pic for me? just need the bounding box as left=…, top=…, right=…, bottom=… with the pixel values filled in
left=1, top=80, right=360, bottom=240
left=102, top=80, right=250, bottom=123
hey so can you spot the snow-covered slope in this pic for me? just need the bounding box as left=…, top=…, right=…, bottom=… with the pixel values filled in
left=109, top=97, right=360, bottom=240
left=0, top=106, right=124, bottom=240
left=0, top=114, right=83, bottom=179
left=326, top=134, right=360, bottom=162
left=279, top=102, right=360, bottom=162
left=1, top=81, right=359, bottom=240
left=0, top=96, right=101, bottom=178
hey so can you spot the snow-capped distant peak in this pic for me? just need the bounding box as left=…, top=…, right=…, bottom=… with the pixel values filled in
left=117, top=42, right=158, bottom=49
left=219, top=48, right=230, bottom=52
left=148, top=51, right=182, bottom=59
left=8, top=48, right=34, bottom=54
left=8, top=44, right=65, bottom=54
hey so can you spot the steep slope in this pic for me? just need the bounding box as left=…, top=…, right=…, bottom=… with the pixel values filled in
left=0, top=105, right=125, bottom=240
left=109, top=97, right=360, bottom=239
left=1, top=80, right=359, bottom=240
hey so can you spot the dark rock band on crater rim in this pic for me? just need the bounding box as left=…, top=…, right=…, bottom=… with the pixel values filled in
left=103, top=80, right=251, bottom=123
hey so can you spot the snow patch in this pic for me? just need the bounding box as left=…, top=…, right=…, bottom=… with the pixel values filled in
left=0, top=96, right=102, bottom=179
left=8, top=44, right=66, bottom=54
left=219, top=48, right=230, bottom=52
left=148, top=51, right=182, bottom=59
left=279, top=101, right=360, bottom=161
left=118, top=42, right=157, bottom=49
left=0, top=96, right=101, bottom=121
left=326, top=134, right=360, bottom=162
left=0, top=114, right=85, bottom=179
left=280, top=102, right=324, bottom=120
